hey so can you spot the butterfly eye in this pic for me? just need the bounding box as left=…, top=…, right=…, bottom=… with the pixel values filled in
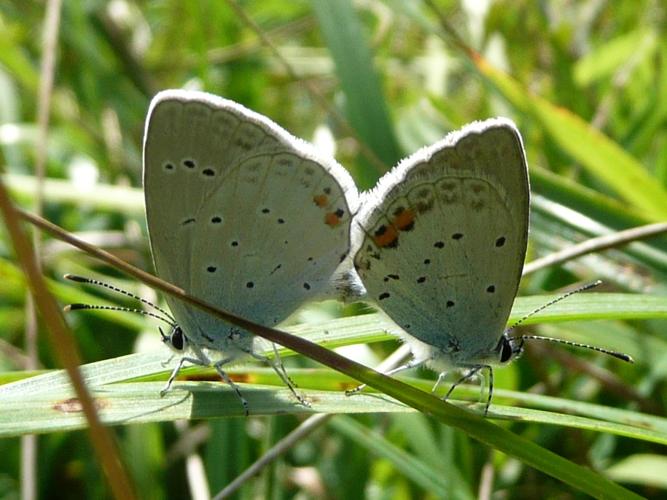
left=498, top=336, right=514, bottom=363
left=169, top=327, right=186, bottom=351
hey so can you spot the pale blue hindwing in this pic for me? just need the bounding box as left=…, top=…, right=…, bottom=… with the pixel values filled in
left=144, top=90, right=359, bottom=353
left=352, top=118, right=529, bottom=369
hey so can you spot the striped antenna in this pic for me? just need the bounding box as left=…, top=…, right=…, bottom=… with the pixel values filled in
left=64, top=303, right=176, bottom=329
left=509, top=280, right=602, bottom=330
left=516, top=334, right=633, bottom=362
left=63, top=274, right=176, bottom=327
left=508, top=280, right=634, bottom=363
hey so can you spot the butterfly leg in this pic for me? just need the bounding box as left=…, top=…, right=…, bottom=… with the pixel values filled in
left=484, top=365, right=494, bottom=416
left=442, top=364, right=493, bottom=416
left=160, top=351, right=249, bottom=415
left=160, top=352, right=177, bottom=368
left=443, top=367, right=479, bottom=401
left=345, top=357, right=426, bottom=396
left=431, top=371, right=450, bottom=394
left=161, top=355, right=206, bottom=396
left=212, top=359, right=249, bottom=416
left=248, top=345, right=310, bottom=407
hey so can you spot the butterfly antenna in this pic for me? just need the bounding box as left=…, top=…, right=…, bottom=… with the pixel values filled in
left=508, top=280, right=602, bottom=331
left=64, top=303, right=177, bottom=328
left=508, top=280, right=634, bottom=363
left=516, top=334, right=633, bottom=362
left=64, top=274, right=176, bottom=322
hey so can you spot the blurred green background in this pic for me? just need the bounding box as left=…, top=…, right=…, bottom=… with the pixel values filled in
left=0, top=0, right=666, bottom=498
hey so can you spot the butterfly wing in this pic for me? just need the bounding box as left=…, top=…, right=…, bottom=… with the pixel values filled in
left=144, top=90, right=358, bottom=349
left=353, top=118, right=528, bottom=367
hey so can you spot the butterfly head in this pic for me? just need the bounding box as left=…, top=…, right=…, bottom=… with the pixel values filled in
left=161, top=325, right=187, bottom=352
left=495, top=333, right=525, bottom=365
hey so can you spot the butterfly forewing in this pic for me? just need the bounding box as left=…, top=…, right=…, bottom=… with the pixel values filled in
left=144, top=90, right=358, bottom=348
left=353, top=119, right=529, bottom=365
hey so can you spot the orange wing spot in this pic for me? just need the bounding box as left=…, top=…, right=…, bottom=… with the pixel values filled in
left=373, top=225, right=399, bottom=248
left=392, top=208, right=415, bottom=231
left=325, top=212, right=341, bottom=227
left=313, top=194, right=328, bottom=207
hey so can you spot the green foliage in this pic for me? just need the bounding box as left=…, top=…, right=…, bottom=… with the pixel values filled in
left=0, top=0, right=666, bottom=498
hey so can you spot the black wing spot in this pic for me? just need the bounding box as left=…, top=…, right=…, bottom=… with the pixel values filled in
left=270, top=264, right=282, bottom=275
left=211, top=216, right=222, bottom=224
left=182, top=218, right=196, bottom=226
left=303, top=283, right=311, bottom=290
left=434, top=241, right=445, bottom=249
left=277, top=218, right=285, bottom=224
left=417, top=276, right=426, bottom=284
left=207, top=266, right=217, bottom=273
left=307, top=257, right=314, bottom=262
left=262, top=208, right=270, bottom=214
left=486, top=285, right=496, bottom=293
left=183, top=159, right=196, bottom=169
left=452, top=233, right=463, bottom=240
left=424, top=258, right=431, bottom=265
left=246, top=281, right=254, bottom=288
left=231, top=241, right=239, bottom=247
left=446, top=300, right=455, bottom=308
left=495, top=236, right=506, bottom=247
left=379, top=292, right=390, bottom=300
left=202, top=168, right=215, bottom=177
left=164, top=162, right=175, bottom=171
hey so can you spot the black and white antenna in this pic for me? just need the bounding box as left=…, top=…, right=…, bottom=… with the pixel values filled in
left=63, top=274, right=183, bottom=348
left=506, top=281, right=634, bottom=363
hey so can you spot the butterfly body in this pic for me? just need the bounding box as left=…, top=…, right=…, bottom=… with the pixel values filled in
left=143, top=90, right=358, bottom=406
left=352, top=118, right=529, bottom=380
